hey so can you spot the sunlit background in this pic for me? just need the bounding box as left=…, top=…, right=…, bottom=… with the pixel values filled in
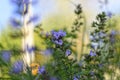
left=0, top=0, right=120, bottom=30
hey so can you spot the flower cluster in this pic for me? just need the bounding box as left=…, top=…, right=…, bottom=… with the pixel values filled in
left=11, top=60, right=23, bottom=74
left=10, top=0, right=39, bottom=28
left=51, top=30, right=66, bottom=45
left=1, top=50, right=11, bottom=63
left=38, top=66, right=46, bottom=75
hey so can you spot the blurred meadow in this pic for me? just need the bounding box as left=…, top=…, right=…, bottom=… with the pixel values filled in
left=0, top=0, right=120, bottom=80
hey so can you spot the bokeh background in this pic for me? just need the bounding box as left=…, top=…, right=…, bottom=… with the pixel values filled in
left=0, top=0, right=120, bottom=63
left=0, top=0, right=120, bottom=30
left=0, top=0, right=120, bottom=79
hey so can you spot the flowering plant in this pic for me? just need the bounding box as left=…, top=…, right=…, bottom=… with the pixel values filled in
left=0, top=0, right=120, bottom=80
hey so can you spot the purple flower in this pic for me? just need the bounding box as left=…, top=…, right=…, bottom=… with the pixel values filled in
left=73, top=76, right=79, bottom=80
left=110, top=38, right=115, bottom=44
left=51, top=31, right=60, bottom=39
left=11, top=0, right=30, bottom=5
left=23, top=0, right=31, bottom=4
left=28, top=15, right=39, bottom=24
left=25, top=45, right=35, bottom=54
left=54, top=32, right=60, bottom=39
left=38, top=66, right=45, bottom=75
left=58, top=30, right=66, bottom=37
left=24, top=0, right=37, bottom=5
left=11, top=60, right=23, bottom=74
left=51, top=30, right=66, bottom=39
left=11, top=0, right=29, bottom=15
left=1, top=50, right=11, bottom=63
left=10, top=18, right=21, bottom=28
left=98, top=32, right=106, bottom=38
left=11, top=0, right=22, bottom=5
left=106, top=11, right=112, bottom=18
left=51, top=30, right=66, bottom=45
left=90, top=35, right=95, bottom=41
left=111, top=30, right=116, bottom=35
left=42, top=48, right=53, bottom=56
left=11, top=0, right=38, bottom=5
left=65, top=49, right=71, bottom=56
left=91, top=42, right=98, bottom=50
left=110, top=30, right=116, bottom=43
left=89, top=50, right=96, bottom=57
left=54, top=39, right=63, bottom=45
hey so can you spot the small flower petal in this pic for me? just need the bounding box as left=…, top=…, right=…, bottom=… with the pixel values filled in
left=65, top=49, right=71, bottom=56
left=11, top=60, right=23, bottom=74
left=89, top=50, right=96, bottom=57
left=38, top=66, right=45, bottom=74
